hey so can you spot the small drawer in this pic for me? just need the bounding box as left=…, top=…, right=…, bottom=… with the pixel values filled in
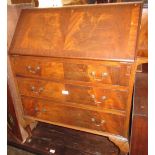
left=11, top=56, right=64, bottom=80
left=64, top=62, right=131, bottom=86
left=22, top=97, right=125, bottom=136
left=17, top=77, right=127, bottom=111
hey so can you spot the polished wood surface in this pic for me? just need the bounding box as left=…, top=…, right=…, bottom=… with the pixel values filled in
left=65, top=85, right=128, bottom=111
left=97, top=0, right=115, bottom=3
left=7, top=5, right=23, bottom=49
left=130, top=71, right=148, bottom=155
left=11, top=56, right=64, bottom=80
left=9, top=3, right=142, bottom=61
left=22, top=97, right=125, bottom=136
left=133, top=74, right=148, bottom=116
left=7, top=84, right=23, bottom=141
left=7, top=4, right=35, bottom=142
left=17, top=77, right=65, bottom=101
left=11, top=0, right=32, bottom=4
left=137, top=8, right=148, bottom=58
left=11, top=55, right=132, bottom=86
left=7, top=4, right=34, bottom=49
left=17, top=76, right=128, bottom=112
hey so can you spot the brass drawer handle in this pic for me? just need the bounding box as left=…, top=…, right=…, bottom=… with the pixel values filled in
left=91, top=95, right=102, bottom=105
left=90, top=71, right=108, bottom=81
left=91, top=95, right=107, bottom=105
left=34, top=107, right=46, bottom=113
left=42, top=108, right=47, bottom=113
left=91, top=118, right=105, bottom=127
left=31, top=86, right=44, bottom=94
left=34, top=107, right=39, bottom=112
left=101, top=72, right=108, bottom=77
left=101, top=96, right=107, bottom=100
left=27, top=65, right=40, bottom=74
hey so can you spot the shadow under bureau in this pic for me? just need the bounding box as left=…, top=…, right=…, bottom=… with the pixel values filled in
left=8, top=2, right=143, bottom=154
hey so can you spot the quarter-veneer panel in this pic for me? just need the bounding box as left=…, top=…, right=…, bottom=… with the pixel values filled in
left=22, top=97, right=125, bottom=136
left=17, top=77, right=128, bottom=111
left=9, top=3, right=142, bottom=61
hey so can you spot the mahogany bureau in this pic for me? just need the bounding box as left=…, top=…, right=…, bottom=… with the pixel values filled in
left=8, top=2, right=143, bottom=154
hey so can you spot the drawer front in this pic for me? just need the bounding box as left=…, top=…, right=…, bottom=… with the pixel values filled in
left=22, top=97, right=125, bottom=136
left=64, top=62, right=131, bottom=86
left=17, top=77, right=127, bottom=111
left=17, top=77, right=65, bottom=102
left=11, top=56, right=64, bottom=80
left=65, top=84, right=128, bottom=111
left=12, top=56, right=131, bottom=87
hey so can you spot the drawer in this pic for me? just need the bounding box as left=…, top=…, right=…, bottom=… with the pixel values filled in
left=64, top=62, right=131, bottom=86
left=11, top=56, right=64, bottom=80
left=22, top=97, right=125, bottom=136
left=17, top=77, right=128, bottom=111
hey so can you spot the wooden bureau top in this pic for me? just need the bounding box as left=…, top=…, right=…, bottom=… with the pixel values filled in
left=9, top=2, right=142, bottom=62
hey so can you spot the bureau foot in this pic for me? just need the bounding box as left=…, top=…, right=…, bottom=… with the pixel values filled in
left=25, top=125, right=32, bottom=137
left=24, top=119, right=38, bottom=138
left=108, top=135, right=129, bottom=154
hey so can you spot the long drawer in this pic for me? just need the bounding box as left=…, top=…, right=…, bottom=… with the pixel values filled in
left=22, top=97, right=125, bottom=136
left=11, top=56, right=132, bottom=86
left=17, top=77, right=128, bottom=111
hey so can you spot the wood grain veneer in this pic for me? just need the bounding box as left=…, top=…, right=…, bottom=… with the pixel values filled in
left=137, top=8, right=148, bottom=58
left=11, top=55, right=132, bottom=86
left=9, top=3, right=142, bottom=61
left=17, top=76, right=128, bottom=111
left=130, top=72, right=148, bottom=155
left=22, top=97, right=126, bottom=136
